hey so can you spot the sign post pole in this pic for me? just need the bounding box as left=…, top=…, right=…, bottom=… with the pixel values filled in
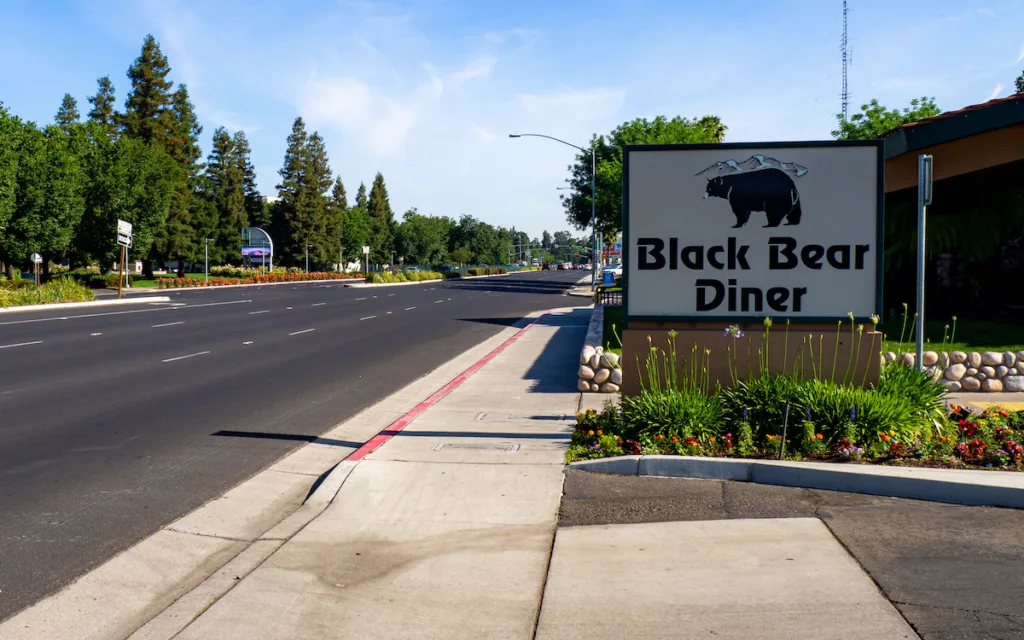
left=117, top=244, right=125, bottom=300
left=916, top=154, right=933, bottom=372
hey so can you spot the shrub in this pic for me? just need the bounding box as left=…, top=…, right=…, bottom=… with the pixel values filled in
left=466, top=267, right=508, bottom=276
left=622, top=388, right=725, bottom=442
left=0, top=277, right=95, bottom=308
left=721, top=375, right=803, bottom=440
left=873, top=363, right=946, bottom=432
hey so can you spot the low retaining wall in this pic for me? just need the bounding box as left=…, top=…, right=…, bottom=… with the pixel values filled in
left=886, top=350, right=1024, bottom=393
left=578, top=304, right=622, bottom=393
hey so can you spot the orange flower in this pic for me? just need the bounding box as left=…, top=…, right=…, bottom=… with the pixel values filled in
left=655, top=435, right=663, bottom=441
left=709, top=436, right=716, bottom=443
left=815, top=433, right=824, bottom=440
left=881, top=434, right=891, bottom=442
left=671, top=436, right=679, bottom=443
left=596, top=430, right=603, bottom=436
left=587, top=430, right=594, bottom=437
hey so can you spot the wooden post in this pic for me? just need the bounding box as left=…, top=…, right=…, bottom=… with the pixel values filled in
left=35, top=261, right=39, bottom=287
left=117, top=245, right=126, bottom=300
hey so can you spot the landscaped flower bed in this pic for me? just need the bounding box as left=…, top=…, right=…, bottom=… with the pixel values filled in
left=568, top=316, right=1024, bottom=471
left=157, top=272, right=362, bottom=288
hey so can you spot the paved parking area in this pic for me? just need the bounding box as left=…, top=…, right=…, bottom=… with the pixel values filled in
left=561, top=469, right=1024, bottom=640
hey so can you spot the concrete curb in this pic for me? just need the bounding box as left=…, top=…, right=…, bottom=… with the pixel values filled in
left=0, top=296, right=171, bottom=313
left=570, top=455, right=1024, bottom=509
left=345, top=271, right=518, bottom=288
left=143, top=278, right=365, bottom=293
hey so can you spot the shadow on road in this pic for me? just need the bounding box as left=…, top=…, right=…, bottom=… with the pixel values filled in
left=212, top=430, right=362, bottom=449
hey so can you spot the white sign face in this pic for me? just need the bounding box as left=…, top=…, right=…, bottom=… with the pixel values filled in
left=626, top=143, right=882, bottom=320
left=117, top=219, right=132, bottom=236
left=362, top=246, right=370, bottom=255
left=30, top=253, right=42, bottom=264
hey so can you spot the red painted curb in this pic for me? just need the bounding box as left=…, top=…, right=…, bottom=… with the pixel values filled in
left=346, top=314, right=548, bottom=462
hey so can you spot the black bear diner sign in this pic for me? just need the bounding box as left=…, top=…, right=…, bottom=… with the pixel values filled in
left=623, top=141, right=884, bottom=322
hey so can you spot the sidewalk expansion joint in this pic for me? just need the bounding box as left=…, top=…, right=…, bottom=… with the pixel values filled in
left=164, top=528, right=252, bottom=543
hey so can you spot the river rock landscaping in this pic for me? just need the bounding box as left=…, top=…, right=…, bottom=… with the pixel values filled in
left=885, top=350, right=1024, bottom=393
left=578, top=305, right=623, bottom=392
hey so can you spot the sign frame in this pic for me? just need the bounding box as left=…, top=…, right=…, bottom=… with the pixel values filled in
left=622, top=140, right=885, bottom=327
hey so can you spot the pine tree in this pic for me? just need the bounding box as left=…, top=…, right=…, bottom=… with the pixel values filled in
left=355, top=182, right=367, bottom=210
left=156, top=84, right=203, bottom=275
left=205, top=127, right=241, bottom=260
left=366, top=172, right=395, bottom=264
left=331, top=176, right=348, bottom=211
left=122, top=35, right=174, bottom=145
left=234, top=131, right=262, bottom=233
left=87, top=76, right=119, bottom=138
left=304, top=131, right=334, bottom=266
left=55, top=94, right=79, bottom=133
left=0, top=105, right=19, bottom=277
left=273, top=117, right=309, bottom=266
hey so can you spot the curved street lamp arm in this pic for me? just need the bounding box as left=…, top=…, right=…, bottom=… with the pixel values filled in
left=509, top=132, right=588, bottom=154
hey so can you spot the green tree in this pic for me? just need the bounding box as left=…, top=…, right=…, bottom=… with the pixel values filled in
left=0, top=105, right=19, bottom=276
left=122, top=34, right=174, bottom=145
left=87, top=76, right=119, bottom=137
left=155, top=84, right=203, bottom=275
left=340, top=207, right=372, bottom=268
left=541, top=230, right=552, bottom=248
left=1016, top=70, right=1024, bottom=94
left=330, top=176, right=348, bottom=211
left=273, top=117, right=307, bottom=266
left=562, top=115, right=728, bottom=235
left=205, top=127, right=245, bottom=262
left=354, top=182, right=367, bottom=210
left=366, top=172, right=394, bottom=264
left=303, top=131, right=335, bottom=267
left=76, top=124, right=177, bottom=271
left=234, top=131, right=262, bottom=234
left=395, top=209, right=450, bottom=264
left=272, top=119, right=334, bottom=267
left=328, top=176, right=348, bottom=265
left=55, top=94, right=79, bottom=134
left=449, top=245, right=473, bottom=264
left=831, top=97, right=941, bottom=140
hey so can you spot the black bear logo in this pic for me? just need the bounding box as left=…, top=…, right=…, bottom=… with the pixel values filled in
left=696, top=156, right=807, bottom=228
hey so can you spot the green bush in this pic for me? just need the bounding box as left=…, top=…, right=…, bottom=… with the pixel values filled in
left=622, top=388, right=725, bottom=442
left=0, top=277, right=95, bottom=308
left=368, top=270, right=444, bottom=284
left=721, top=375, right=803, bottom=440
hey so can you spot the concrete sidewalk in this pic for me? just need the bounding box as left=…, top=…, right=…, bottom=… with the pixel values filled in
left=165, top=308, right=588, bottom=639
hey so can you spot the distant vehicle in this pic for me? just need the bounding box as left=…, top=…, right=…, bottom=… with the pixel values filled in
left=542, top=263, right=551, bottom=271
left=556, top=263, right=565, bottom=271
left=603, top=263, right=623, bottom=277
left=532, top=258, right=539, bottom=267
left=405, top=266, right=420, bottom=273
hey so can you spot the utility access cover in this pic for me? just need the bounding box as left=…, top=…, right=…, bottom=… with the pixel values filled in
left=432, top=443, right=520, bottom=452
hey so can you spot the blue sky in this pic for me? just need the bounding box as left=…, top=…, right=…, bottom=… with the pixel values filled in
left=2, top=0, right=1023, bottom=238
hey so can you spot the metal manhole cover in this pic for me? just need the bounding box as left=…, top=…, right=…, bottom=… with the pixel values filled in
left=432, top=443, right=520, bottom=452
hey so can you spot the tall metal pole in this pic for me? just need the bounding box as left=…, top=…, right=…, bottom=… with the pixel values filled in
left=340, top=246, right=345, bottom=273
left=591, top=148, right=598, bottom=291
left=204, top=238, right=210, bottom=283
left=305, top=244, right=311, bottom=273
left=915, top=155, right=933, bottom=372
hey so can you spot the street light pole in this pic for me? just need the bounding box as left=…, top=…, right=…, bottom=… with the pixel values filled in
left=204, top=238, right=211, bottom=283
left=509, top=132, right=599, bottom=291
left=305, top=244, right=312, bottom=273
left=340, top=246, right=345, bottom=273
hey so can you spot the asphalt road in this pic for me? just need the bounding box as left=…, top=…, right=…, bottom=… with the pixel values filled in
left=0, top=270, right=584, bottom=621
left=562, top=469, right=1024, bottom=640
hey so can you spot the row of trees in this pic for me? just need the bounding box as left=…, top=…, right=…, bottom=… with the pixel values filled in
left=1, top=34, right=561, bottom=279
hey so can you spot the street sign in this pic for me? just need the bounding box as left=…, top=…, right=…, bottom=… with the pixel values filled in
left=116, top=219, right=133, bottom=248
left=362, top=246, right=370, bottom=255
left=30, top=253, right=42, bottom=264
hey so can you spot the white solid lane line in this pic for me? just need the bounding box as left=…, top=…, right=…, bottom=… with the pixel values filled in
left=249, top=310, right=269, bottom=315
left=355, top=297, right=367, bottom=301
left=289, top=328, right=316, bottom=336
left=151, top=321, right=184, bottom=328
left=386, top=311, right=392, bottom=314
left=404, top=306, right=416, bottom=311
left=243, top=341, right=254, bottom=345
left=312, top=303, right=326, bottom=307
left=360, top=316, right=376, bottom=321
left=388, top=293, right=395, bottom=297
left=434, top=300, right=443, bottom=304
left=162, top=351, right=210, bottom=363
left=0, top=341, right=43, bottom=350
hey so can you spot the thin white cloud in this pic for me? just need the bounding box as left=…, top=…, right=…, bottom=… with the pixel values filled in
left=1016, top=42, right=1024, bottom=64
left=451, top=56, right=496, bottom=85
left=517, top=88, right=627, bottom=122
left=469, top=122, right=494, bottom=142
left=987, top=83, right=1005, bottom=100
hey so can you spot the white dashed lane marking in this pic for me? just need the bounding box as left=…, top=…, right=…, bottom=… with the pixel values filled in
left=289, top=328, right=316, bottom=336
left=0, top=341, right=43, bottom=350
left=162, top=351, right=210, bottom=363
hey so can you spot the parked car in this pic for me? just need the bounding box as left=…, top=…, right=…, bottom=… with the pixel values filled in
left=603, top=263, right=623, bottom=277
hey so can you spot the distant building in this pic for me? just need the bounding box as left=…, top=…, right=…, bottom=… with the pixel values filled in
left=261, top=195, right=281, bottom=204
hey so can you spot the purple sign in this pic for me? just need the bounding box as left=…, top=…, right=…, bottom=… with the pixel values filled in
left=241, top=247, right=270, bottom=257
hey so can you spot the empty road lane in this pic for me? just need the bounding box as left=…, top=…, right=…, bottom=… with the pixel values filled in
left=0, top=270, right=583, bottom=620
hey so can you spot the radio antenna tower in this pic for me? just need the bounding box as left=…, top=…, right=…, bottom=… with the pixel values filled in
left=841, top=1, right=850, bottom=120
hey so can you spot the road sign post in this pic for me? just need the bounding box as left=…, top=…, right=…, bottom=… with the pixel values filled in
left=916, top=154, right=933, bottom=372
left=31, top=253, right=42, bottom=286
left=115, top=219, right=133, bottom=300
left=362, top=245, right=370, bottom=277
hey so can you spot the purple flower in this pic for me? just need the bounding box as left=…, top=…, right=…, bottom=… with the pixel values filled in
left=743, top=407, right=749, bottom=422
left=850, top=405, right=857, bottom=421
left=805, top=405, right=812, bottom=422
left=724, top=325, right=744, bottom=339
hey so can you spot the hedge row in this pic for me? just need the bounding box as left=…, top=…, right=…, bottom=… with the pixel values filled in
left=158, top=272, right=363, bottom=288
left=465, top=267, right=508, bottom=276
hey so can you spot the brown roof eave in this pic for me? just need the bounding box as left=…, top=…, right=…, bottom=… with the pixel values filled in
left=881, top=94, right=1024, bottom=159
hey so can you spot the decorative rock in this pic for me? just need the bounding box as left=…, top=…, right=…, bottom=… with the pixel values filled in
left=923, top=351, right=939, bottom=366
left=1017, top=351, right=1024, bottom=364
left=600, top=352, right=620, bottom=369
left=589, top=353, right=601, bottom=369
left=593, top=368, right=611, bottom=385
left=599, top=382, right=620, bottom=393
left=961, top=376, right=981, bottom=391
left=939, top=352, right=951, bottom=369
left=1004, top=376, right=1024, bottom=392
left=981, top=366, right=997, bottom=378
left=996, top=365, right=1009, bottom=378
left=901, top=353, right=915, bottom=367
left=967, top=367, right=978, bottom=376
left=578, top=379, right=591, bottom=392
left=943, top=380, right=962, bottom=392
left=944, top=363, right=967, bottom=381
left=578, top=365, right=595, bottom=380
left=610, top=368, right=622, bottom=385
left=949, top=351, right=967, bottom=364
left=1005, top=352, right=1017, bottom=368
left=580, top=346, right=596, bottom=366
left=590, top=383, right=600, bottom=392
left=982, top=351, right=1002, bottom=366
left=1017, top=362, right=1024, bottom=375
left=977, top=372, right=987, bottom=381
left=982, top=378, right=1003, bottom=392
left=885, top=351, right=897, bottom=363
left=968, top=352, right=982, bottom=368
